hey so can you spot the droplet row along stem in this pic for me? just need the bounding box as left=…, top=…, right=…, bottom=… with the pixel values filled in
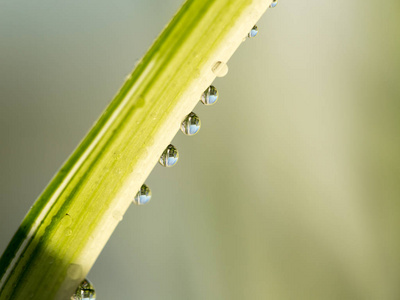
left=70, top=2, right=280, bottom=298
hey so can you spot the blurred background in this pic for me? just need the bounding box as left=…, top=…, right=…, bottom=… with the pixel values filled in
left=1, top=0, right=400, bottom=299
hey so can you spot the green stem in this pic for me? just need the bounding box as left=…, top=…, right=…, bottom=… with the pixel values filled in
left=0, top=0, right=270, bottom=299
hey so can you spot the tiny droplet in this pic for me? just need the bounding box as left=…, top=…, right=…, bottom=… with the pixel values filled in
left=159, top=144, right=179, bottom=167
left=212, top=61, right=228, bottom=77
left=270, top=0, right=278, bottom=8
left=112, top=211, right=123, bottom=222
left=72, top=278, right=96, bottom=300
left=125, top=73, right=132, bottom=81
left=200, top=86, right=219, bottom=106
left=248, top=25, right=258, bottom=38
left=133, top=184, right=152, bottom=205
left=181, top=112, right=201, bottom=136
left=67, top=264, right=82, bottom=280
left=65, top=227, right=73, bottom=236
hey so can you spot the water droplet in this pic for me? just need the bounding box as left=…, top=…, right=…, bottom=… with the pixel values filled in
left=248, top=25, right=258, bottom=38
left=200, top=86, right=219, bottom=106
left=133, top=184, right=152, bottom=205
left=114, top=168, right=122, bottom=175
left=112, top=152, right=122, bottom=160
left=125, top=73, right=132, bottom=81
left=67, top=264, right=82, bottom=280
left=145, top=136, right=155, bottom=147
left=270, top=0, right=278, bottom=8
left=159, top=144, right=179, bottom=167
left=150, top=112, right=157, bottom=120
left=135, top=95, right=146, bottom=108
left=112, top=211, right=123, bottom=221
left=181, top=112, right=201, bottom=136
left=212, top=61, right=228, bottom=77
left=65, top=227, right=73, bottom=236
left=72, top=278, right=96, bottom=300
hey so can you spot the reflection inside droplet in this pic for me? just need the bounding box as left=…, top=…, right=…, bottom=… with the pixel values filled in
left=248, top=25, right=258, bottom=38
left=200, top=86, right=219, bottom=106
left=159, top=144, right=179, bottom=167
left=72, top=278, right=96, bottom=300
left=181, top=112, right=201, bottom=136
left=134, top=184, right=152, bottom=205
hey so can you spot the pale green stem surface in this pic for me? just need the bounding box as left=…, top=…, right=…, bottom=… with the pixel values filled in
left=0, top=0, right=271, bottom=299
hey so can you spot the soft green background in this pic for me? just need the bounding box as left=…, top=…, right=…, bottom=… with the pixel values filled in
left=1, top=0, right=399, bottom=299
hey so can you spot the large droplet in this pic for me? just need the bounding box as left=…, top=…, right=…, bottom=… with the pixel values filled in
left=200, top=86, right=219, bottom=106
left=248, top=25, right=258, bottom=38
left=181, top=112, right=201, bottom=136
left=212, top=61, right=228, bottom=77
left=159, top=144, right=179, bottom=167
left=270, top=0, right=278, bottom=8
left=133, top=184, right=152, bottom=205
left=72, top=278, right=96, bottom=300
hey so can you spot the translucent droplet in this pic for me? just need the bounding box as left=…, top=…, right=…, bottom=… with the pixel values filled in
left=67, top=264, right=82, bottom=280
left=133, top=184, right=152, bottom=205
left=181, top=112, right=201, bottom=136
left=65, top=227, right=73, bottom=236
left=248, top=25, right=258, bottom=38
left=72, top=278, right=96, bottom=300
left=212, top=61, right=228, bottom=77
left=125, top=73, right=132, bottom=81
left=270, top=0, right=278, bottom=8
left=159, top=144, right=179, bottom=167
left=200, top=86, right=219, bottom=106
left=112, top=210, right=123, bottom=221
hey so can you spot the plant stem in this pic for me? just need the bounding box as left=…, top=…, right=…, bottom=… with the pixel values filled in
left=0, top=0, right=271, bottom=298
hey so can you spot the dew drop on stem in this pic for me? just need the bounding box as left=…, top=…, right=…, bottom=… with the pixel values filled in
left=270, top=0, right=278, bottom=8
left=67, top=264, right=83, bottom=280
left=200, top=86, right=219, bottom=106
left=112, top=211, right=123, bottom=222
left=159, top=144, right=179, bottom=167
left=71, top=278, right=96, bottom=300
left=181, top=112, right=201, bottom=136
left=248, top=25, right=258, bottom=38
left=212, top=61, right=228, bottom=77
left=133, top=184, right=152, bottom=205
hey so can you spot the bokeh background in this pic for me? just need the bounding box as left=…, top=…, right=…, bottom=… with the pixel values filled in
left=1, top=0, right=400, bottom=299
